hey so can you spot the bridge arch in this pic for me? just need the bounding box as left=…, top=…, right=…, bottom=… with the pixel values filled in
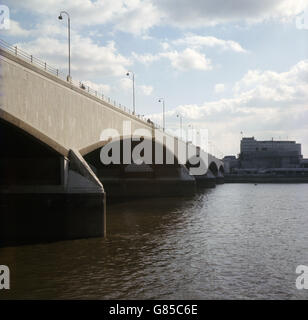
left=209, top=162, right=219, bottom=177
left=219, top=165, right=224, bottom=174
left=81, top=135, right=181, bottom=168
left=0, top=112, right=68, bottom=186
left=81, top=136, right=196, bottom=198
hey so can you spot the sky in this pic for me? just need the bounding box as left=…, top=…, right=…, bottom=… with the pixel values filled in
left=1, top=0, right=308, bottom=157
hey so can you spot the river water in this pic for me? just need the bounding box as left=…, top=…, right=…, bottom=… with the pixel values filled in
left=1, top=184, right=308, bottom=299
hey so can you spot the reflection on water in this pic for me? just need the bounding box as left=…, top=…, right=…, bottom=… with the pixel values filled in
left=1, top=184, right=308, bottom=299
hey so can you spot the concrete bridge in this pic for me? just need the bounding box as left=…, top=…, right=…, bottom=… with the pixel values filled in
left=0, top=39, right=223, bottom=246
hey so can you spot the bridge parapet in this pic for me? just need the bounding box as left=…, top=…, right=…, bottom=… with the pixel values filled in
left=0, top=39, right=152, bottom=125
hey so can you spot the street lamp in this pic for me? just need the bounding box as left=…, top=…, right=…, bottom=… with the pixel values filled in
left=187, top=124, right=194, bottom=142
left=176, top=114, right=183, bottom=140
left=58, top=11, right=71, bottom=81
left=158, top=98, right=165, bottom=132
left=126, top=71, right=135, bottom=114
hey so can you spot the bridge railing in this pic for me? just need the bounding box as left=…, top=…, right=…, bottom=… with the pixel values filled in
left=0, top=38, right=62, bottom=76
left=0, top=38, right=158, bottom=127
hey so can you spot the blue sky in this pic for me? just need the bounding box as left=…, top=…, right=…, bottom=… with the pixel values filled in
left=1, top=0, right=308, bottom=157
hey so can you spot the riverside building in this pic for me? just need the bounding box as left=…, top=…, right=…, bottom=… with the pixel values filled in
left=239, top=137, right=302, bottom=169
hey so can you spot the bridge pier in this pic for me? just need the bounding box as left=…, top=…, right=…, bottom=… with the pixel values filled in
left=193, top=169, right=217, bottom=188
left=216, top=171, right=225, bottom=184
left=95, top=165, right=196, bottom=199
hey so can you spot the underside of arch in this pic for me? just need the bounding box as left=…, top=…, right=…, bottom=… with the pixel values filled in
left=0, top=113, right=68, bottom=186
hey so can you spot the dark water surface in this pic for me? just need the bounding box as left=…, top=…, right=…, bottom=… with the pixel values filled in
left=1, top=184, right=308, bottom=299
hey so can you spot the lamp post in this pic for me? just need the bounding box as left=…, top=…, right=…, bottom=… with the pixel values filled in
left=158, top=98, right=165, bottom=132
left=126, top=71, right=135, bottom=114
left=187, top=124, right=194, bottom=142
left=58, top=11, right=71, bottom=81
left=176, top=114, right=183, bottom=140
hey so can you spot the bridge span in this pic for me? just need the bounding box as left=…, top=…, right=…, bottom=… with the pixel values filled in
left=0, top=40, right=223, bottom=246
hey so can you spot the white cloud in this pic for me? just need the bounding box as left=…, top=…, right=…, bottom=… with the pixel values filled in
left=160, top=42, right=170, bottom=50
left=134, top=48, right=212, bottom=71
left=173, top=34, right=247, bottom=53
left=148, top=59, right=308, bottom=156
left=133, top=34, right=245, bottom=71
left=5, top=20, right=31, bottom=37
left=133, top=48, right=212, bottom=71
left=2, top=17, right=73, bottom=39
left=139, top=85, right=153, bottom=95
left=120, top=77, right=133, bottom=91
left=7, top=0, right=123, bottom=24
left=215, top=83, right=225, bottom=94
left=119, top=78, right=153, bottom=96
left=34, top=21, right=64, bottom=37
left=156, top=0, right=307, bottom=28
left=17, top=35, right=131, bottom=78
left=233, top=61, right=308, bottom=105
left=7, top=0, right=306, bottom=36
left=7, top=0, right=162, bottom=35
left=160, top=48, right=212, bottom=71
left=114, top=0, right=161, bottom=35
left=132, top=52, right=160, bottom=65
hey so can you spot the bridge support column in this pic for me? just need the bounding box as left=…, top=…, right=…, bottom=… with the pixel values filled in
left=216, top=171, right=225, bottom=184
left=193, top=169, right=217, bottom=188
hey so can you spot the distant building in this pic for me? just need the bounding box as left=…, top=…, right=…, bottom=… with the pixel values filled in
left=223, top=155, right=239, bottom=173
left=300, top=159, right=308, bottom=168
left=239, top=137, right=302, bottom=169
left=223, top=137, right=305, bottom=173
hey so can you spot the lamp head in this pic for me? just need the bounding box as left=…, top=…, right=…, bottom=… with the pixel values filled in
left=58, top=15, right=63, bottom=20
left=126, top=72, right=130, bottom=76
